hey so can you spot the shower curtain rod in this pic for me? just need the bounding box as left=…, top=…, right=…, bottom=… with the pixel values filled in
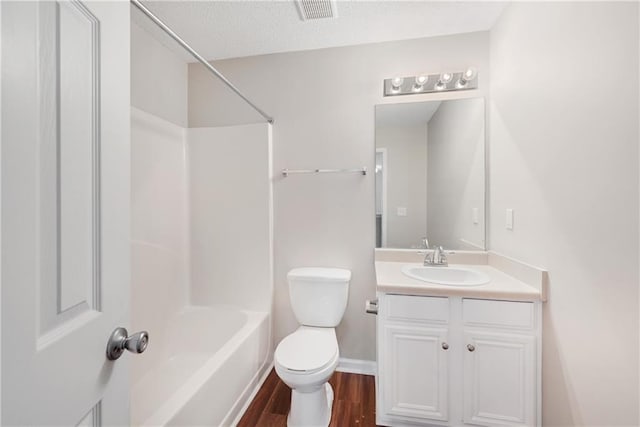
left=130, top=0, right=275, bottom=124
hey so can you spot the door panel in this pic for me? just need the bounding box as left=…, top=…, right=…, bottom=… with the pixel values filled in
left=1, top=1, right=130, bottom=425
left=38, top=0, right=102, bottom=339
left=57, top=0, right=100, bottom=314
left=382, top=324, right=449, bottom=422
left=463, top=331, right=536, bottom=426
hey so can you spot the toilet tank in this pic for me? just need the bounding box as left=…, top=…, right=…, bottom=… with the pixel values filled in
left=287, top=267, right=351, bottom=327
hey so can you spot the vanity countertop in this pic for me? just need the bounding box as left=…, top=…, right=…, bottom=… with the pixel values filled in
left=374, top=250, right=548, bottom=302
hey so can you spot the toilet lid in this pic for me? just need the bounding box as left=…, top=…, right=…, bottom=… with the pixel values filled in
left=275, top=327, right=338, bottom=372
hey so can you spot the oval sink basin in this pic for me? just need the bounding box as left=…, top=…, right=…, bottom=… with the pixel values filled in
left=401, top=265, right=490, bottom=286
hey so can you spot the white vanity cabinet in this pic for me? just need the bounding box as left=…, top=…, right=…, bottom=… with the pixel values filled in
left=376, top=294, right=541, bottom=427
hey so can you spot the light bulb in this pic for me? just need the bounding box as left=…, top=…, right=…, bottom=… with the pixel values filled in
left=391, top=76, right=404, bottom=89
left=456, top=67, right=478, bottom=89
left=440, top=72, right=453, bottom=84
left=435, top=81, right=446, bottom=91
left=412, top=75, right=428, bottom=92
left=463, top=67, right=478, bottom=81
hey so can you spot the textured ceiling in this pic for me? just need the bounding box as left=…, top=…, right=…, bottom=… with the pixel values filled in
left=132, top=1, right=508, bottom=62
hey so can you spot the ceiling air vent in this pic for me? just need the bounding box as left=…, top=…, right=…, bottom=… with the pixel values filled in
left=295, top=0, right=338, bottom=21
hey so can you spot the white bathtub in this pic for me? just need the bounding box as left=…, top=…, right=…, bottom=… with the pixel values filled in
left=131, top=305, right=271, bottom=426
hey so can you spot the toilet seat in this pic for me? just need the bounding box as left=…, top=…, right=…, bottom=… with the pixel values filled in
left=275, top=327, right=338, bottom=374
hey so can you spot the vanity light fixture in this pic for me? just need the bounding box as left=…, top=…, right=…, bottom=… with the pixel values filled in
left=383, top=67, right=478, bottom=97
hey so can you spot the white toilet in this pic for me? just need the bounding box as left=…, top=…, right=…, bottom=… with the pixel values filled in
left=275, top=267, right=351, bottom=427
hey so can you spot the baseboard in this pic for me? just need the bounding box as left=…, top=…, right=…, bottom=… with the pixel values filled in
left=336, top=357, right=377, bottom=376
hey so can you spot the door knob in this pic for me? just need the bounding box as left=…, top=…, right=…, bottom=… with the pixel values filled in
left=467, top=344, right=475, bottom=352
left=106, top=327, right=149, bottom=361
left=442, top=342, right=449, bottom=350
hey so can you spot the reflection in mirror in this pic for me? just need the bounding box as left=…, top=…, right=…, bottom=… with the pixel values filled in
left=375, top=98, right=485, bottom=250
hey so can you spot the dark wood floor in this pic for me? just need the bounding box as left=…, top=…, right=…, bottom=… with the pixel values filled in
left=237, top=368, right=377, bottom=427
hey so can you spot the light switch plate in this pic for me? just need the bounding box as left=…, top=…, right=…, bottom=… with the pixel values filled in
left=397, top=207, right=407, bottom=217
left=506, top=208, right=514, bottom=230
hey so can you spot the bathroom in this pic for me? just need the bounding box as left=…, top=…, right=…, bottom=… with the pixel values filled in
left=0, top=1, right=638, bottom=426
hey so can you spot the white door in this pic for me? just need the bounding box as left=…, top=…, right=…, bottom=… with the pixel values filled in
left=1, top=1, right=131, bottom=425
left=381, top=323, right=449, bottom=422
left=463, top=331, right=536, bottom=426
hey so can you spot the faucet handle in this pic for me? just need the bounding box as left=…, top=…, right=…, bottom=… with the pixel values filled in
left=420, top=237, right=430, bottom=249
left=438, top=247, right=448, bottom=264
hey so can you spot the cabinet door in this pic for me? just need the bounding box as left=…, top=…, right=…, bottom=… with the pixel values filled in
left=381, top=324, right=449, bottom=422
left=463, top=331, right=536, bottom=426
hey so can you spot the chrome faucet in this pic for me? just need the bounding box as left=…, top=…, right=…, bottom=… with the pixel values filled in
left=424, top=246, right=448, bottom=267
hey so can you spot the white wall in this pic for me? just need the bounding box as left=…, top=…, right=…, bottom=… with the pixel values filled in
left=130, top=108, right=188, bottom=385
left=189, top=32, right=490, bottom=360
left=188, top=124, right=273, bottom=312
left=131, top=21, right=188, bottom=127
left=490, top=2, right=639, bottom=425
left=375, top=124, right=427, bottom=248
left=427, top=98, right=485, bottom=249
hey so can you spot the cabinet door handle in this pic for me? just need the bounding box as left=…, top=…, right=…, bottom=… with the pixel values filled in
left=442, top=342, right=449, bottom=350
left=467, top=344, right=475, bottom=352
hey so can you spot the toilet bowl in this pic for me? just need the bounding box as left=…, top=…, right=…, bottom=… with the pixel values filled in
left=275, top=327, right=339, bottom=426
left=274, top=267, right=350, bottom=427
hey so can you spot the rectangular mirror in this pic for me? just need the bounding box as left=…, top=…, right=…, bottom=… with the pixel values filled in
left=375, top=97, right=485, bottom=250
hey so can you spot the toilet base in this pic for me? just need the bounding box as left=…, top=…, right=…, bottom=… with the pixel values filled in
left=287, top=383, right=334, bottom=427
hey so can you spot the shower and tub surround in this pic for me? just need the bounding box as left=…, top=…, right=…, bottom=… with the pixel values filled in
left=130, top=105, right=273, bottom=426
left=275, top=268, right=351, bottom=427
